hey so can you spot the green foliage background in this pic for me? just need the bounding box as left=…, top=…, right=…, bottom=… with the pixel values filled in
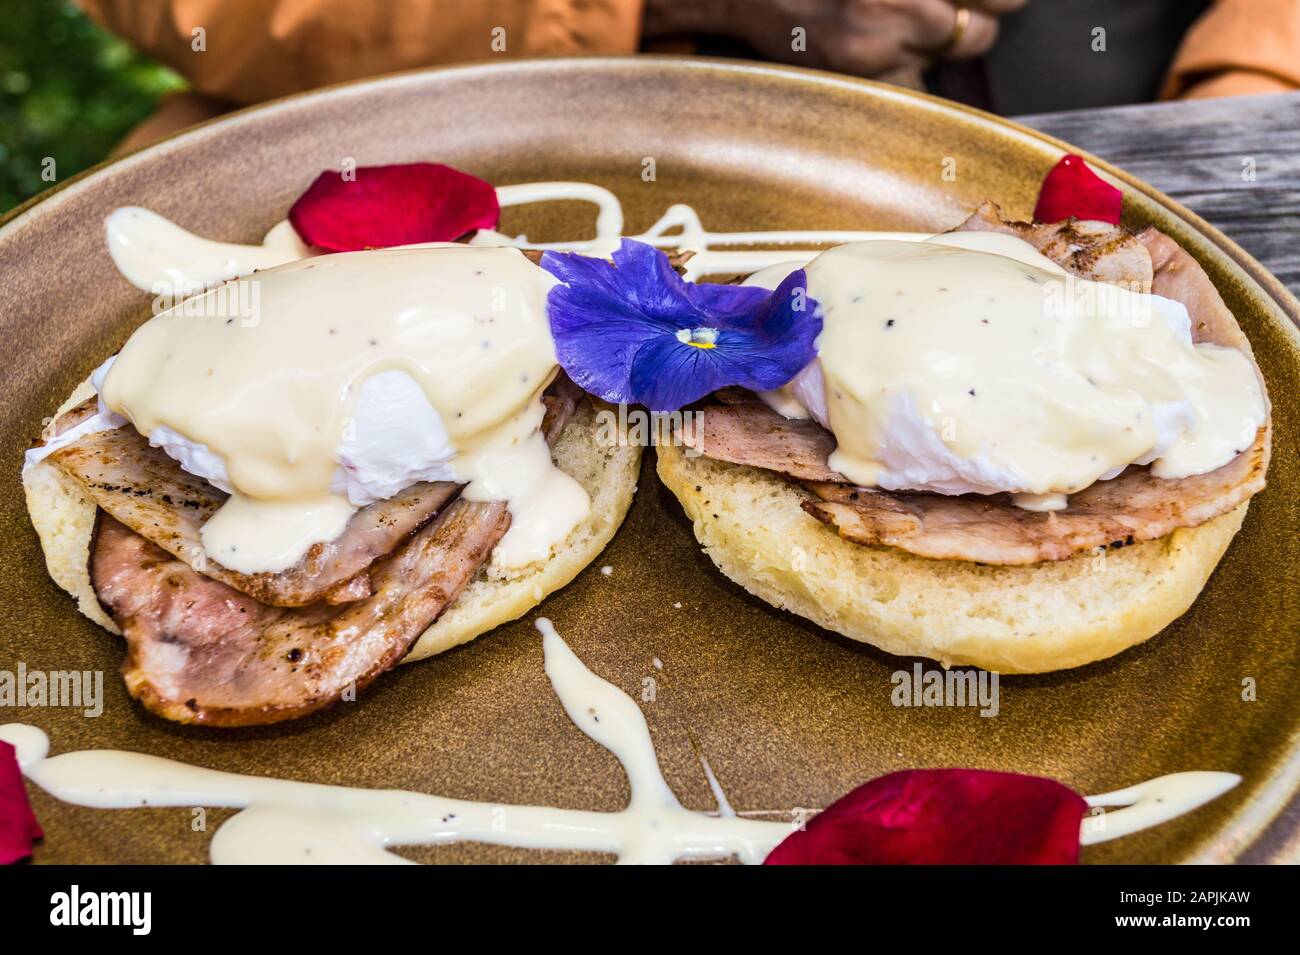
left=0, top=0, right=184, bottom=213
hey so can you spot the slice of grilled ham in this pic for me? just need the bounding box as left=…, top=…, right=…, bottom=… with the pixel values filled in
left=954, top=200, right=1155, bottom=290
left=800, top=440, right=1265, bottom=564
left=680, top=207, right=1270, bottom=565
left=683, top=400, right=1266, bottom=564
left=683, top=401, right=843, bottom=483
left=92, top=500, right=509, bottom=725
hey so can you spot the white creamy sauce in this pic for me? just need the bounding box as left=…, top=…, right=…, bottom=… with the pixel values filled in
left=2, top=621, right=786, bottom=865
left=0, top=620, right=1238, bottom=864
left=92, top=183, right=939, bottom=573
left=104, top=182, right=932, bottom=293
left=810, top=240, right=1264, bottom=497
left=96, top=179, right=1265, bottom=528
left=457, top=414, right=591, bottom=568
left=746, top=239, right=1265, bottom=504
left=96, top=245, right=585, bottom=573
left=200, top=494, right=357, bottom=573
left=1081, top=771, right=1241, bottom=845
left=106, top=206, right=311, bottom=295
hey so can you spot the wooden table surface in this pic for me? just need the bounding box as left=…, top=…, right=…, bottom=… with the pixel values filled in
left=1026, top=92, right=1300, bottom=864
left=1020, top=92, right=1300, bottom=299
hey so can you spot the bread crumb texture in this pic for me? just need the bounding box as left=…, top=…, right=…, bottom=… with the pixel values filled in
left=656, top=443, right=1245, bottom=673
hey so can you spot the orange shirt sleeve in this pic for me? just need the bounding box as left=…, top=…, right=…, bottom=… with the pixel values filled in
left=77, top=0, right=645, bottom=105
left=1162, top=0, right=1300, bottom=99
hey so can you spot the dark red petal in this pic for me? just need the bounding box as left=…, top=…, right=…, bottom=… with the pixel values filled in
left=1033, top=154, right=1123, bottom=225
left=288, top=162, right=499, bottom=252
left=764, top=769, right=1087, bottom=865
left=0, top=741, right=41, bottom=864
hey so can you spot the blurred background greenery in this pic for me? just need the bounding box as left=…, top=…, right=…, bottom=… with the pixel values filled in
left=0, top=0, right=184, bottom=213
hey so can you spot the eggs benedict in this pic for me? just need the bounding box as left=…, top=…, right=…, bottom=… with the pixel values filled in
left=23, top=245, right=641, bottom=724
left=657, top=204, right=1271, bottom=672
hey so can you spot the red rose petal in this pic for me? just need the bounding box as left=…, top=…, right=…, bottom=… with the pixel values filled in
left=764, top=769, right=1087, bottom=865
left=288, top=162, right=500, bottom=252
left=0, top=740, right=42, bottom=864
left=1033, top=154, right=1123, bottom=225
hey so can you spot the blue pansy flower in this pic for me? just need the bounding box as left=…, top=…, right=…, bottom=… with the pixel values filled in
left=541, top=239, right=821, bottom=413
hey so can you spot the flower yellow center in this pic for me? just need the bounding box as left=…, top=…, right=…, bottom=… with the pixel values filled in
left=676, top=326, right=719, bottom=350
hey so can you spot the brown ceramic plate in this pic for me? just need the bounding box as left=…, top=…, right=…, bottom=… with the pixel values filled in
left=2, top=58, right=1298, bottom=864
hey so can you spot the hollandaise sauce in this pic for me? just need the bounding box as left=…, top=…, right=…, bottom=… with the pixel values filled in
left=99, top=246, right=589, bottom=573
left=0, top=619, right=1239, bottom=864
left=750, top=234, right=1266, bottom=509
left=102, top=186, right=1267, bottom=519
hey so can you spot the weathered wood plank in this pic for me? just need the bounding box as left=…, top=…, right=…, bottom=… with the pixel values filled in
left=1018, top=93, right=1300, bottom=296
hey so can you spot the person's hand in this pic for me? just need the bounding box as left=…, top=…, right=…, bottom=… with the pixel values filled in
left=644, top=0, right=1028, bottom=80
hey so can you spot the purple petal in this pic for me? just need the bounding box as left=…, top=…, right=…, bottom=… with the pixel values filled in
left=543, top=240, right=821, bottom=412
left=629, top=334, right=731, bottom=412
left=712, top=269, right=822, bottom=390
left=629, top=271, right=819, bottom=412
left=542, top=246, right=675, bottom=405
